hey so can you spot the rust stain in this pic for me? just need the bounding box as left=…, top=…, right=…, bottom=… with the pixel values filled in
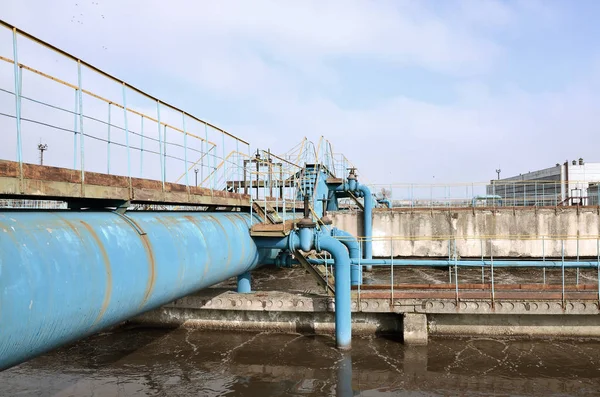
left=79, top=220, right=112, bottom=326
left=139, top=233, right=156, bottom=308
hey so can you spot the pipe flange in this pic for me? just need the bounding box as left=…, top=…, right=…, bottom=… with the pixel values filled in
left=297, top=217, right=317, bottom=229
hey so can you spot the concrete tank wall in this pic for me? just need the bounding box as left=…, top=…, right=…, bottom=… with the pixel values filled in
left=330, top=207, right=600, bottom=258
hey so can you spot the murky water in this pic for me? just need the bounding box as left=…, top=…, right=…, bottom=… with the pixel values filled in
left=2, top=326, right=600, bottom=396
left=217, top=265, right=600, bottom=296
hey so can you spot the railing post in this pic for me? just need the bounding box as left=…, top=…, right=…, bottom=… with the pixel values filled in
left=121, top=83, right=130, bottom=180
left=542, top=236, right=546, bottom=284
left=139, top=115, right=144, bottom=177
left=156, top=101, right=165, bottom=190
left=448, top=238, right=452, bottom=283
left=73, top=89, right=78, bottom=170
left=576, top=233, right=580, bottom=285
left=249, top=166, right=253, bottom=226
left=390, top=235, right=394, bottom=304
left=597, top=238, right=599, bottom=305
left=163, top=125, right=168, bottom=183
left=358, top=245, right=362, bottom=310
left=222, top=132, right=226, bottom=192
left=561, top=240, right=565, bottom=309
left=107, top=103, right=111, bottom=174
left=12, top=28, right=23, bottom=179
left=77, top=60, right=85, bottom=186
left=454, top=239, right=459, bottom=303
left=490, top=239, right=495, bottom=308
left=182, top=113, right=188, bottom=187
left=481, top=238, right=484, bottom=283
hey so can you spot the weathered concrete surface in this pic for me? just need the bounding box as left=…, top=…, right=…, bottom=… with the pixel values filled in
left=131, top=289, right=600, bottom=343
left=330, top=207, right=600, bottom=258
left=403, top=313, right=428, bottom=345
left=133, top=307, right=401, bottom=335
left=429, top=314, right=600, bottom=338
left=0, top=159, right=250, bottom=207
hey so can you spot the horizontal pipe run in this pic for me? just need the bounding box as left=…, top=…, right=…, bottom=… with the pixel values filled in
left=308, top=258, right=600, bottom=268
left=0, top=211, right=270, bottom=370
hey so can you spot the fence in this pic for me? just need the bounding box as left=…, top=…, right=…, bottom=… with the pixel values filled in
left=368, top=180, right=600, bottom=209
left=0, top=20, right=253, bottom=195
left=319, top=234, right=600, bottom=307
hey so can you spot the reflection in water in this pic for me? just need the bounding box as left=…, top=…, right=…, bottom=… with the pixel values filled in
left=1, top=326, right=599, bottom=396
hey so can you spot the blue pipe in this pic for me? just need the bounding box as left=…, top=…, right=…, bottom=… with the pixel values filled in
left=308, top=258, right=600, bottom=268
left=237, top=271, right=252, bottom=293
left=0, top=211, right=270, bottom=370
left=358, top=183, right=373, bottom=270
left=316, top=230, right=352, bottom=350
left=377, top=198, right=392, bottom=208
left=472, top=195, right=503, bottom=207
left=252, top=227, right=353, bottom=349
left=331, top=227, right=361, bottom=285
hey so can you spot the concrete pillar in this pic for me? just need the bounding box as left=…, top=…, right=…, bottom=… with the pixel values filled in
left=237, top=271, right=251, bottom=293
left=403, top=313, right=428, bottom=345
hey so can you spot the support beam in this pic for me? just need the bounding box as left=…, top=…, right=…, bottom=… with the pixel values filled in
left=237, top=271, right=252, bottom=294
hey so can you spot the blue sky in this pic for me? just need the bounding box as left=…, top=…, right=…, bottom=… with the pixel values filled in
left=2, top=0, right=600, bottom=184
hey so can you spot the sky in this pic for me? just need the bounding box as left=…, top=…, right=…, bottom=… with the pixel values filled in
left=2, top=0, right=600, bottom=185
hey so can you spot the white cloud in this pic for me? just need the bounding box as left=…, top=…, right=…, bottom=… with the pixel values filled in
left=2, top=0, right=600, bottom=191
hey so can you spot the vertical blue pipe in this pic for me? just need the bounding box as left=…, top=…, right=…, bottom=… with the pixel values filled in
left=140, top=116, right=144, bottom=177
left=333, top=228, right=361, bottom=285
left=122, top=83, right=130, bottom=179
left=358, top=184, right=373, bottom=271
left=182, top=113, right=188, bottom=187
left=77, top=61, right=85, bottom=182
left=156, top=101, right=165, bottom=189
left=107, top=103, right=111, bottom=174
left=11, top=28, right=22, bottom=172
left=318, top=231, right=352, bottom=350
left=237, top=272, right=251, bottom=293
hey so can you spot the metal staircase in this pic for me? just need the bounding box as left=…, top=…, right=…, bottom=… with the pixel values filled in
left=294, top=249, right=335, bottom=295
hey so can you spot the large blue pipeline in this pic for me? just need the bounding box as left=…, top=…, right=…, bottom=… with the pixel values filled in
left=0, top=211, right=270, bottom=370
left=0, top=209, right=354, bottom=370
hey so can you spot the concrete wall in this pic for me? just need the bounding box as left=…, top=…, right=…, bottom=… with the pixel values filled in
left=330, top=207, right=600, bottom=258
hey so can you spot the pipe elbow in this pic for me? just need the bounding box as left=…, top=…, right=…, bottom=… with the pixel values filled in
left=316, top=231, right=350, bottom=263
left=331, top=228, right=360, bottom=259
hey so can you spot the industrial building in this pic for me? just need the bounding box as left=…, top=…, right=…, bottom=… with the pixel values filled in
left=487, top=159, right=600, bottom=206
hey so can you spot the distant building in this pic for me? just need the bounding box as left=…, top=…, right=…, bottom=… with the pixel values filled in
left=487, top=159, right=600, bottom=206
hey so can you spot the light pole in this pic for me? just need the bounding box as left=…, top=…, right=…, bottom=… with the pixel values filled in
left=194, top=168, right=199, bottom=186
left=495, top=168, right=501, bottom=180
left=37, top=143, right=48, bottom=165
